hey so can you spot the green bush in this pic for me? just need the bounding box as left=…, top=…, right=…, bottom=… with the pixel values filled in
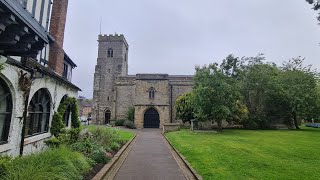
left=68, top=128, right=80, bottom=143
left=70, top=139, right=99, bottom=155
left=115, top=119, right=126, bottom=126
left=44, top=137, right=61, bottom=148
left=124, top=120, right=136, bottom=129
left=105, top=146, right=112, bottom=153
left=1, top=147, right=90, bottom=180
left=90, top=127, right=120, bottom=147
left=71, top=98, right=81, bottom=128
left=127, top=107, right=135, bottom=122
left=110, top=142, right=121, bottom=152
left=50, top=112, right=64, bottom=137
left=88, top=149, right=110, bottom=164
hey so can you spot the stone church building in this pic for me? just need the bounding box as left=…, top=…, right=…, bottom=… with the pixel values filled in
left=92, top=34, right=193, bottom=128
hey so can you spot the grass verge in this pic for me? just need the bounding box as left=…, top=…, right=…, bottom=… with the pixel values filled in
left=166, top=127, right=320, bottom=180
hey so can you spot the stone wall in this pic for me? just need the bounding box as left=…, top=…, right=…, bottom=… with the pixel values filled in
left=110, top=74, right=193, bottom=128
left=115, top=76, right=135, bottom=119
left=134, top=74, right=170, bottom=106
left=0, top=63, right=78, bottom=157
left=92, top=34, right=128, bottom=124
left=134, top=105, right=170, bottom=129
left=92, top=35, right=194, bottom=128
left=169, top=76, right=193, bottom=122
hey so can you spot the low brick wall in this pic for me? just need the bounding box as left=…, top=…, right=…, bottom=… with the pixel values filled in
left=163, top=123, right=181, bottom=133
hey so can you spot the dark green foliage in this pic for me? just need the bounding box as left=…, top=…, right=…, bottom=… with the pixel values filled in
left=88, top=149, right=110, bottom=164
left=306, top=0, right=320, bottom=22
left=191, top=54, right=320, bottom=130
left=51, top=97, right=80, bottom=137
left=44, top=137, right=61, bottom=148
left=109, top=142, right=121, bottom=152
left=0, top=147, right=90, bottom=180
left=175, top=92, right=195, bottom=123
left=127, top=107, right=135, bottom=122
left=0, top=156, right=11, bottom=177
left=68, top=128, right=80, bottom=143
left=193, top=59, right=242, bottom=131
left=50, top=113, right=64, bottom=137
left=71, top=98, right=80, bottom=128
left=124, top=120, right=136, bottom=129
left=115, top=119, right=126, bottom=126
left=70, top=139, right=100, bottom=156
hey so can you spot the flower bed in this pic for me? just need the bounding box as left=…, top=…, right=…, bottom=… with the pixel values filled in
left=0, top=126, right=134, bottom=180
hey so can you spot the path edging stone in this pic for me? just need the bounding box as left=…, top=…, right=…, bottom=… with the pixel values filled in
left=162, top=133, right=203, bottom=180
left=92, top=134, right=137, bottom=180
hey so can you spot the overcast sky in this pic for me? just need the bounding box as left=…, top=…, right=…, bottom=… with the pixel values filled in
left=63, top=0, right=320, bottom=98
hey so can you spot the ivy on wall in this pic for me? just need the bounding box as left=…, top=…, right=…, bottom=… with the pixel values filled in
left=51, top=97, right=80, bottom=137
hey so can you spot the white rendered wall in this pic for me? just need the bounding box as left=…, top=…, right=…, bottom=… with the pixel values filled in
left=0, top=63, right=78, bottom=157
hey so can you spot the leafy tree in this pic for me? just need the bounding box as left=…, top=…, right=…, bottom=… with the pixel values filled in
left=193, top=62, right=240, bottom=131
left=241, top=63, right=280, bottom=128
left=306, top=0, right=320, bottom=22
left=276, top=57, right=320, bottom=129
left=175, top=92, right=195, bottom=124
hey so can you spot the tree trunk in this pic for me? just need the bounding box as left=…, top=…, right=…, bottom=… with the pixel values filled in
left=293, top=111, right=300, bottom=130
left=217, top=119, right=222, bottom=132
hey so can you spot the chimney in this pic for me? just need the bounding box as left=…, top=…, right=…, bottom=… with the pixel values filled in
left=48, top=0, right=69, bottom=76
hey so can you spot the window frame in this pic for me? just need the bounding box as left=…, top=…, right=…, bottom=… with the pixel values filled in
left=107, top=48, right=113, bottom=58
left=25, top=89, right=51, bottom=137
left=148, top=87, right=156, bottom=100
left=0, top=78, right=13, bottom=145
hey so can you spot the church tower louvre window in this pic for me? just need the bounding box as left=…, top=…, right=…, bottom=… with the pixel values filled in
left=148, top=87, right=156, bottom=99
left=107, top=48, right=113, bottom=57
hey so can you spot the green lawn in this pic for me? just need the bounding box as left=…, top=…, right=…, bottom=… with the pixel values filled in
left=166, top=127, right=320, bottom=180
left=84, top=125, right=135, bottom=142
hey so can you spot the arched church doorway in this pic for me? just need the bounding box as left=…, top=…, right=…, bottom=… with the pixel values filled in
left=144, top=108, right=160, bottom=128
left=105, top=110, right=111, bottom=124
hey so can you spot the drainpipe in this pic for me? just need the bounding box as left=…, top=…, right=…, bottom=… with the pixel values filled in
left=19, top=69, right=35, bottom=156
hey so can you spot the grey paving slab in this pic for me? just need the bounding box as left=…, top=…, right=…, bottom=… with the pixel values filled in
left=114, top=129, right=186, bottom=180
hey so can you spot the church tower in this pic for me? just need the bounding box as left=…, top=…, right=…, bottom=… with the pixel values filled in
left=92, top=34, right=129, bottom=124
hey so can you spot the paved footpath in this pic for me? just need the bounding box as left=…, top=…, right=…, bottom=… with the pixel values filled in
left=114, top=129, right=186, bottom=180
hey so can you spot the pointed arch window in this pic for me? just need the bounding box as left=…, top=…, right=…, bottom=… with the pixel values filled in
left=148, top=87, right=156, bottom=99
left=26, top=89, right=51, bottom=137
left=0, top=78, right=12, bottom=144
left=107, top=48, right=113, bottom=58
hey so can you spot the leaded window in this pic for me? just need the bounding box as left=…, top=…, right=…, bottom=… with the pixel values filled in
left=25, top=89, right=51, bottom=137
left=148, top=87, right=156, bottom=99
left=107, top=48, right=113, bottom=58
left=0, top=78, right=12, bottom=144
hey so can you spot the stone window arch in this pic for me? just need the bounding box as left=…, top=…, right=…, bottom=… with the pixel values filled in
left=0, top=77, right=12, bottom=144
left=26, top=88, right=51, bottom=137
left=107, top=48, right=113, bottom=58
left=148, top=87, right=156, bottom=99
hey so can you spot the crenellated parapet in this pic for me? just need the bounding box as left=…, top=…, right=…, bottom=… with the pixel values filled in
left=98, top=34, right=128, bottom=48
